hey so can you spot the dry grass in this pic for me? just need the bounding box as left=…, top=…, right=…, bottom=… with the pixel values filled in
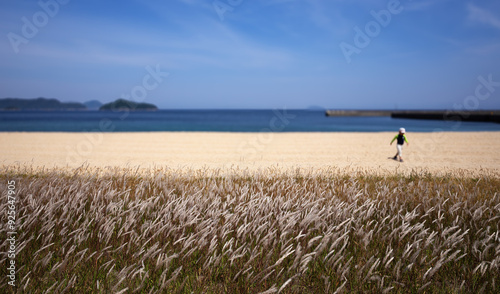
left=1, top=165, right=499, bottom=293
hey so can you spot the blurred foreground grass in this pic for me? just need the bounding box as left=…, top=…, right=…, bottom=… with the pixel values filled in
left=1, top=165, right=499, bottom=293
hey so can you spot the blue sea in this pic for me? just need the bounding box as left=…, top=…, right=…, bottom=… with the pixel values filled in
left=0, top=110, right=499, bottom=132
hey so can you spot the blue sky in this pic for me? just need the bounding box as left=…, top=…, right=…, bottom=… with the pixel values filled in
left=1, top=0, right=499, bottom=109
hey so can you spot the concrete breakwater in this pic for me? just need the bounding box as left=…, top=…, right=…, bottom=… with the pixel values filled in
left=324, top=110, right=392, bottom=116
left=325, top=110, right=500, bottom=123
left=391, top=110, right=500, bottom=123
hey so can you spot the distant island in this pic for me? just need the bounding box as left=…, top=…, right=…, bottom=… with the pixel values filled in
left=0, top=98, right=86, bottom=111
left=99, top=99, right=158, bottom=111
left=0, top=98, right=158, bottom=111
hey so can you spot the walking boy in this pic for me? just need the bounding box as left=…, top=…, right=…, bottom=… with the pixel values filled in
left=390, top=128, right=409, bottom=162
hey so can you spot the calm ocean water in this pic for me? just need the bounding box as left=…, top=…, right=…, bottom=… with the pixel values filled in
left=0, top=110, right=499, bottom=132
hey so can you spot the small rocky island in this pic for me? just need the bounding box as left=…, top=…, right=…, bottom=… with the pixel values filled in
left=99, top=99, right=158, bottom=111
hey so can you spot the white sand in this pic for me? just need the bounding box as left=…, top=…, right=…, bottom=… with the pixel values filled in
left=1, top=132, right=499, bottom=175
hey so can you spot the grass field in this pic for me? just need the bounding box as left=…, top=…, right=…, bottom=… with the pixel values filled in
left=1, top=165, right=499, bottom=293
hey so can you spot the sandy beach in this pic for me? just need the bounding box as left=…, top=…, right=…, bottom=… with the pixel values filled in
left=1, top=131, right=499, bottom=175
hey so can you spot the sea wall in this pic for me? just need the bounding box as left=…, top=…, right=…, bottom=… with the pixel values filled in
left=325, top=110, right=500, bottom=123
left=391, top=110, right=500, bottom=123
left=325, top=110, right=392, bottom=116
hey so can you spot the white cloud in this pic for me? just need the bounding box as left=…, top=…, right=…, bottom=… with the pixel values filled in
left=2, top=8, right=297, bottom=73
left=403, top=0, right=452, bottom=12
left=466, top=42, right=500, bottom=55
left=467, top=3, right=500, bottom=30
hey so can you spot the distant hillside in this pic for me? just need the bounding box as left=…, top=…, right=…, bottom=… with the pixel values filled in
left=99, top=99, right=158, bottom=111
left=0, top=98, right=86, bottom=110
left=84, top=100, right=103, bottom=110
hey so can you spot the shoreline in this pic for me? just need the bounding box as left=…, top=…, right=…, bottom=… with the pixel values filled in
left=1, top=131, right=499, bottom=176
